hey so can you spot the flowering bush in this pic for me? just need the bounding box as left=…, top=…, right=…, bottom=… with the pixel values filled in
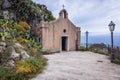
left=14, top=24, right=25, bottom=33
left=19, top=21, right=30, bottom=30
left=0, top=19, right=45, bottom=80
left=16, top=57, right=47, bottom=74
left=16, top=37, right=28, bottom=44
left=16, top=61, right=35, bottom=74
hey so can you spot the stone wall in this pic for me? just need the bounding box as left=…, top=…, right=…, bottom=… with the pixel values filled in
left=39, top=18, right=80, bottom=52
left=35, top=9, right=81, bottom=52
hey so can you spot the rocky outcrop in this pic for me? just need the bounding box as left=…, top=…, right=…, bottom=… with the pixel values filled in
left=21, top=50, right=30, bottom=59
left=0, top=42, right=6, bottom=46
left=7, top=60, right=15, bottom=68
left=11, top=47, right=20, bottom=59
left=0, top=42, right=6, bottom=52
left=0, top=42, right=30, bottom=68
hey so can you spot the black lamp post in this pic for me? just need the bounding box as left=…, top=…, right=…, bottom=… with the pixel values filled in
left=86, top=31, right=89, bottom=50
left=108, top=21, right=115, bottom=62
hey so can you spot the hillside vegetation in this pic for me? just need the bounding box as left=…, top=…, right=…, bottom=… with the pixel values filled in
left=0, top=0, right=56, bottom=79
left=0, top=0, right=55, bottom=22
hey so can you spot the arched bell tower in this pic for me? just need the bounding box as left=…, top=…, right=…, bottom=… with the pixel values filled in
left=59, top=8, right=68, bottom=19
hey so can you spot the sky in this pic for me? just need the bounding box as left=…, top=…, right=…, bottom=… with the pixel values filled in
left=32, top=0, right=120, bottom=36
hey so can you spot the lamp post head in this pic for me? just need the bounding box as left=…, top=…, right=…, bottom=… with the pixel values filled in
left=108, top=21, right=115, bottom=32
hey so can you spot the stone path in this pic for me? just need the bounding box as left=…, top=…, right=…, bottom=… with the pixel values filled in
left=31, top=51, right=120, bottom=80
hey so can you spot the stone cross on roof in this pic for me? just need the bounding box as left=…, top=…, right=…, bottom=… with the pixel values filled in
left=62, top=5, right=65, bottom=9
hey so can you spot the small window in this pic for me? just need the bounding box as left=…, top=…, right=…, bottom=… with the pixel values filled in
left=63, top=29, right=66, bottom=33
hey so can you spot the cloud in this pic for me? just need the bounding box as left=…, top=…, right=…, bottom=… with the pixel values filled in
left=32, top=0, right=120, bottom=35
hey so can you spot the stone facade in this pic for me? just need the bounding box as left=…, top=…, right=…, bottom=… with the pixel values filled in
left=33, top=9, right=81, bottom=52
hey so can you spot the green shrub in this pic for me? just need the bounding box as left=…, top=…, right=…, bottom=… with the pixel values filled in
left=0, top=56, right=47, bottom=80
left=15, top=57, right=47, bottom=79
left=79, top=46, right=87, bottom=51
left=14, top=24, right=25, bottom=33
left=27, top=39, right=42, bottom=52
left=42, top=50, right=49, bottom=55
left=0, top=32, right=12, bottom=41
left=16, top=57, right=43, bottom=73
left=42, top=51, right=60, bottom=55
left=8, top=73, right=26, bottom=80
left=89, top=43, right=107, bottom=49
left=98, top=50, right=106, bottom=55
left=0, top=46, right=12, bottom=64
left=114, top=59, right=120, bottom=65
left=0, top=66, right=11, bottom=80
left=91, top=49, right=106, bottom=55
left=19, top=21, right=30, bottom=30
left=92, top=49, right=98, bottom=53
left=9, top=29, right=20, bottom=39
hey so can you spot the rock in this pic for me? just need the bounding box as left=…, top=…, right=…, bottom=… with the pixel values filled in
left=0, top=46, right=6, bottom=53
left=21, top=50, right=30, bottom=59
left=7, top=60, right=15, bottom=68
left=0, top=42, right=6, bottom=46
left=14, top=43, right=24, bottom=49
left=0, top=46, right=3, bottom=52
left=11, top=47, right=20, bottom=59
left=12, top=43, right=30, bottom=60
left=0, top=42, right=30, bottom=68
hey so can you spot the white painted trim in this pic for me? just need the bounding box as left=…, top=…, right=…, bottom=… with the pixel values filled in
left=67, top=36, right=69, bottom=51
left=60, top=37, right=62, bottom=52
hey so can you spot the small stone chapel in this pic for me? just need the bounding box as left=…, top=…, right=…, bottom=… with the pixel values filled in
left=33, top=8, right=81, bottom=52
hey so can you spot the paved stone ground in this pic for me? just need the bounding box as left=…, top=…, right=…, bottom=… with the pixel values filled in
left=31, top=51, right=120, bottom=80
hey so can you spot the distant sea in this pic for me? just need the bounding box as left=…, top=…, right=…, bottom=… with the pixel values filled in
left=81, top=34, right=120, bottom=47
